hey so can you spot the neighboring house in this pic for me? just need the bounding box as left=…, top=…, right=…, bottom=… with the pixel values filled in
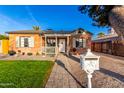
left=0, top=34, right=9, bottom=54
left=6, top=28, right=92, bottom=55
left=0, top=40, right=9, bottom=54
left=92, top=28, right=124, bottom=57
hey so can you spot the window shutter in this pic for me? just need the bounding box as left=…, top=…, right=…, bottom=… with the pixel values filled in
left=16, top=37, right=20, bottom=47
left=73, top=38, right=76, bottom=47
left=0, top=40, right=2, bottom=53
left=29, top=37, right=34, bottom=47
left=83, top=39, right=86, bottom=48
left=21, top=37, right=24, bottom=47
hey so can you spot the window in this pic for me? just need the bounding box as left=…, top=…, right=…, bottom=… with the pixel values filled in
left=75, top=38, right=86, bottom=48
left=82, top=39, right=86, bottom=48
left=24, top=38, right=29, bottom=47
left=75, top=39, right=83, bottom=48
left=47, top=38, right=55, bottom=46
left=76, top=40, right=79, bottom=47
left=16, top=36, right=34, bottom=48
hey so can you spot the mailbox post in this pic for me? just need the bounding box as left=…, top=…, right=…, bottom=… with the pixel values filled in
left=80, top=49, right=100, bottom=88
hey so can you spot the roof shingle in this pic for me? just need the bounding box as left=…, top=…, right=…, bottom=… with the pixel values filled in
left=6, top=30, right=43, bottom=34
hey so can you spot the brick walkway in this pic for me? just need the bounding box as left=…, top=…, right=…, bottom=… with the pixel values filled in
left=45, top=53, right=78, bottom=88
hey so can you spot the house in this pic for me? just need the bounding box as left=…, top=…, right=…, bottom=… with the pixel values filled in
left=6, top=28, right=92, bottom=56
left=92, top=28, right=124, bottom=57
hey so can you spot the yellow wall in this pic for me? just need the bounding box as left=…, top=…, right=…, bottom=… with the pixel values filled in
left=1, top=40, right=9, bottom=54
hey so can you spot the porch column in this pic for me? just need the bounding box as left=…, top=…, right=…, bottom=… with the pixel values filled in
left=45, top=35, right=47, bottom=56
left=67, top=36, right=70, bottom=56
left=73, top=37, right=76, bottom=48
left=56, top=36, right=57, bottom=47
left=41, top=36, right=42, bottom=55
left=55, top=36, right=58, bottom=55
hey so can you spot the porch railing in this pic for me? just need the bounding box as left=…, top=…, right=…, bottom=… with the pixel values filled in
left=42, top=47, right=58, bottom=55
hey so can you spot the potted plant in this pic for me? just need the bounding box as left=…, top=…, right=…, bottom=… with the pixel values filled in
left=8, top=50, right=16, bottom=56
left=27, top=52, right=33, bottom=56
left=72, top=48, right=77, bottom=55
left=36, top=52, right=40, bottom=56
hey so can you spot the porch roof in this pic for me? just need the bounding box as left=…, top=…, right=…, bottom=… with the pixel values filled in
left=43, top=30, right=72, bottom=34
left=44, top=34, right=71, bottom=37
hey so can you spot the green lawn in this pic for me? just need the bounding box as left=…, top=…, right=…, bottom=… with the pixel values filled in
left=0, top=60, right=54, bottom=88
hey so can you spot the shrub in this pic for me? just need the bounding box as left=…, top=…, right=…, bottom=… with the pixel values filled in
left=0, top=34, right=9, bottom=40
left=36, top=52, right=40, bottom=55
left=8, top=50, right=16, bottom=56
left=22, top=52, right=25, bottom=55
left=18, top=50, right=21, bottom=53
left=42, top=52, right=45, bottom=55
left=27, top=52, right=33, bottom=56
left=72, top=48, right=77, bottom=52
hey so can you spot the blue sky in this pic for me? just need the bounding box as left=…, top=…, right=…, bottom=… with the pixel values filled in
left=0, top=5, right=109, bottom=38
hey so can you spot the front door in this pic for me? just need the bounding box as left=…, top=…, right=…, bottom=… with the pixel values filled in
left=59, top=39, right=66, bottom=53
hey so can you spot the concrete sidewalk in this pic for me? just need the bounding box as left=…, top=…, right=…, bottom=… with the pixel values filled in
left=0, top=55, right=55, bottom=61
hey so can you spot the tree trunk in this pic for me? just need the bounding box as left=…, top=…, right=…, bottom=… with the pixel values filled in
left=109, top=6, right=124, bottom=44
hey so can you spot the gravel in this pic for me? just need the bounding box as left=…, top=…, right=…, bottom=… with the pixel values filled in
left=68, top=52, right=124, bottom=88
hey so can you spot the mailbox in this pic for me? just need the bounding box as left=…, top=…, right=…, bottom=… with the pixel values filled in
left=80, top=49, right=100, bottom=72
left=80, top=49, right=100, bottom=88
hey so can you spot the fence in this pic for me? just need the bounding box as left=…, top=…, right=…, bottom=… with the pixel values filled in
left=0, top=40, right=9, bottom=54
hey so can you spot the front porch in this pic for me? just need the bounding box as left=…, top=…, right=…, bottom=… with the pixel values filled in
left=41, top=34, right=70, bottom=56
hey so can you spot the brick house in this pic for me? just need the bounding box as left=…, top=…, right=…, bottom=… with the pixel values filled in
left=92, top=28, right=124, bottom=57
left=6, top=28, right=92, bottom=55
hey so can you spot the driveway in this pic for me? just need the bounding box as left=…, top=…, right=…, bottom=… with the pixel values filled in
left=69, top=52, right=124, bottom=88
left=46, top=52, right=124, bottom=88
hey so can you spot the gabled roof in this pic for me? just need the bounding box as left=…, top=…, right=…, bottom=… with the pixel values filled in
left=71, top=28, right=93, bottom=35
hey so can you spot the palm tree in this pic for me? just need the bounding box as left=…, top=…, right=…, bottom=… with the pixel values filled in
left=97, top=32, right=105, bottom=38
left=79, top=5, right=124, bottom=43
left=33, top=26, right=40, bottom=31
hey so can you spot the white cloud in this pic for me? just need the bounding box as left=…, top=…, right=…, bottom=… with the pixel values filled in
left=25, top=6, right=40, bottom=26
left=0, top=14, right=29, bottom=33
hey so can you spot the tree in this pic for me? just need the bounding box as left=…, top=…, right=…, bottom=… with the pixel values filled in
left=79, top=5, right=115, bottom=27
left=0, top=34, right=9, bottom=40
left=79, top=5, right=124, bottom=43
left=109, top=6, right=124, bottom=41
left=33, top=26, right=40, bottom=31
left=97, top=32, right=105, bottom=38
